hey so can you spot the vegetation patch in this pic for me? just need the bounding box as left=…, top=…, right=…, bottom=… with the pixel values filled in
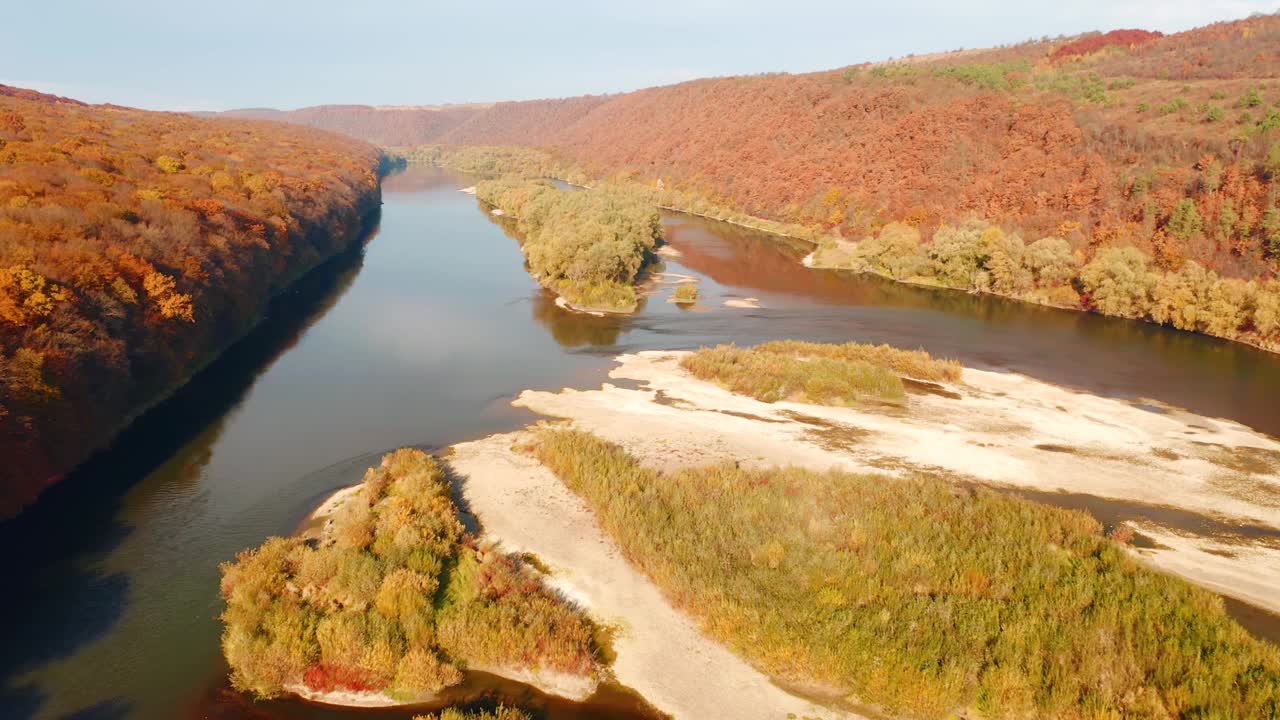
left=475, top=177, right=661, bottom=313
left=679, top=340, right=960, bottom=407
left=220, top=449, right=603, bottom=700
left=530, top=428, right=1280, bottom=719
left=672, top=283, right=698, bottom=304
left=413, top=708, right=529, bottom=720
left=680, top=343, right=906, bottom=405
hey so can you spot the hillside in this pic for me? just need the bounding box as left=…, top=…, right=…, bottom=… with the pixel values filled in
left=218, top=14, right=1280, bottom=281
left=0, top=85, right=384, bottom=517
left=206, top=103, right=490, bottom=147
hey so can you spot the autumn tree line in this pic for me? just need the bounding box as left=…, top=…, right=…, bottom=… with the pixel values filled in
left=0, top=85, right=384, bottom=517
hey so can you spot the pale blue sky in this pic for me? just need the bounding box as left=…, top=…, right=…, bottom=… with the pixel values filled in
left=2, top=1, right=1276, bottom=111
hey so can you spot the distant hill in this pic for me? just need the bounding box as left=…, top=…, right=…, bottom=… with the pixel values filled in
left=212, top=14, right=1280, bottom=278
left=201, top=103, right=492, bottom=146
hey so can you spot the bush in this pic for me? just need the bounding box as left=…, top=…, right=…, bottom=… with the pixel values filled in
left=927, top=220, right=988, bottom=288
left=679, top=340, right=961, bottom=406
left=219, top=449, right=603, bottom=700
left=853, top=222, right=927, bottom=279
left=680, top=343, right=905, bottom=405
left=1166, top=199, right=1204, bottom=240
left=1022, top=236, right=1079, bottom=287
left=1078, top=247, right=1155, bottom=318
left=477, top=177, right=661, bottom=312
left=673, top=283, right=698, bottom=303
left=530, top=428, right=1280, bottom=719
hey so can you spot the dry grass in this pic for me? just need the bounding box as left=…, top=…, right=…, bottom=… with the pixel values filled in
left=219, top=449, right=603, bottom=700
left=679, top=341, right=961, bottom=408
left=530, top=427, right=1280, bottom=719
left=413, top=708, right=530, bottom=720
left=752, top=340, right=963, bottom=382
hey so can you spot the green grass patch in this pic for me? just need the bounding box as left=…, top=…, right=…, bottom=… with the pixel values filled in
left=530, top=428, right=1280, bottom=719
left=220, top=449, right=603, bottom=700
left=681, top=343, right=906, bottom=405
left=679, top=341, right=961, bottom=407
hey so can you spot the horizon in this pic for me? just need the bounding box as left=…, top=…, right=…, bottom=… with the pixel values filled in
left=2, top=0, right=1277, bottom=112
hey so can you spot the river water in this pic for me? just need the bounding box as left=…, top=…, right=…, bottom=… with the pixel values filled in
left=3, top=166, right=1279, bottom=720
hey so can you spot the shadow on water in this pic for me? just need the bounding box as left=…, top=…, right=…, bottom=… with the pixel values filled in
left=0, top=215, right=379, bottom=720
left=189, top=672, right=665, bottom=720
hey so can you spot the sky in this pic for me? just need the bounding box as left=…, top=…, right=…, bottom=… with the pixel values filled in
left=2, top=0, right=1277, bottom=111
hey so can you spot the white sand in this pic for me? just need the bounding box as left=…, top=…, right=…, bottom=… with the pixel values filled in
left=449, top=433, right=862, bottom=720
left=723, top=297, right=761, bottom=308
left=507, top=351, right=1280, bottom=613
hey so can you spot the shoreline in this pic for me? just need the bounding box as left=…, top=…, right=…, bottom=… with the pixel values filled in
left=412, top=155, right=1280, bottom=357
left=4, top=195, right=383, bottom=520
left=505, top=351, right=1280, bottom=616
left=279, top=478, right=603, bottom=707
left=276, top=350, right=1280, bottom=717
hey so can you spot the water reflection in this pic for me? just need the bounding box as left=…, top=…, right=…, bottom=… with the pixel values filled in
left=0, top=221, right=375, bottom=720
left=530, top=293, right=624, bottom=348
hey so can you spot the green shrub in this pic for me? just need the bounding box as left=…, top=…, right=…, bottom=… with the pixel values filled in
left=1166, top=198, right=1204, bottom=240
left=853, top=222, right=928, bottom=279
left=749, top=340, right=963, bottom=382
left=1022, top=236, right=1079, bottom=287
left=679, top=340, right=961, bottom=406
left=1158, top=97, right=1188, bottom=115
left=219, top=449, right=603, bottom=700
left=531, top=428, right=1280, bottom=719
left=1078, top=247, right=1155, bottom=319
left=680, top=343, right=905, bottom=405
left=1239, top=87, right=1264, bottom=108
left=477, top=177, right=661, bottom=312
left=673, top=283, right=698, bottom=303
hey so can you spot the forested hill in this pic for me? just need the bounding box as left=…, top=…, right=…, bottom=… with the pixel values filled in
left=0, top=85, right=384, bottom=517
left=220, top=14, right=1280, bottom=280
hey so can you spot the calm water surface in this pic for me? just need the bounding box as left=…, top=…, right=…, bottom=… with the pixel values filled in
left=3, top=166, right=1279, bottom=720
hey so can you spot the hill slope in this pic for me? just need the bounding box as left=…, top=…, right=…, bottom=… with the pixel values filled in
left=218, top=14, right=1280, bottom=280
left=0, top=85, right=384, bottom=516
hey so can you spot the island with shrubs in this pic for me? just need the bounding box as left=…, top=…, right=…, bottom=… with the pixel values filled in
left=219, top=448, right=608, bottom=705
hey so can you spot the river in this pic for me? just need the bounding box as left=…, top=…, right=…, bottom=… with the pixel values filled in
left=2, top=165, right=1278, bottom=720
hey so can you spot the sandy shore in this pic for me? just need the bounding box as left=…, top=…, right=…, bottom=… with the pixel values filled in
left=287, top=350, right=1280, bottom=717
left=503, top=351, right=1280, bottom=615
left=449, top=433, right=862, bottom=720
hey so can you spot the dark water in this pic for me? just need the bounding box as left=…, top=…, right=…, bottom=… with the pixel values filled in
left=3, top=165, right=1279, bottom=720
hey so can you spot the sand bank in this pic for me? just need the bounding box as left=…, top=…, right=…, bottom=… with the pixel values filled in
left=506, top=351, right=1280, bottom=615
left=448, top=433, right=861, bottom=720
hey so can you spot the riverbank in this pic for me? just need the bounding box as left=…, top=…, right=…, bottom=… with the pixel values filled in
left=402, top=145, right=1280, bottom=357
left=505, top=351, right=1280, bottom=614
left=437, top=349, right=1280, bottom=717
left=449, top=433, right=859, bottom=720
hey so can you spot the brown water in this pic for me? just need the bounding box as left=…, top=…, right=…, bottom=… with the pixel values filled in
left=3, top=165, right=1279, bottom=720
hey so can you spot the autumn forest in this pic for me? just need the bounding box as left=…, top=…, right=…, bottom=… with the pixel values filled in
left=0, top=85, right=384, bottom=516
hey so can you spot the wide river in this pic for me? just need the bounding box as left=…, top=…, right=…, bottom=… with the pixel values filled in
left=3, top=166, right=1279, bottom=720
